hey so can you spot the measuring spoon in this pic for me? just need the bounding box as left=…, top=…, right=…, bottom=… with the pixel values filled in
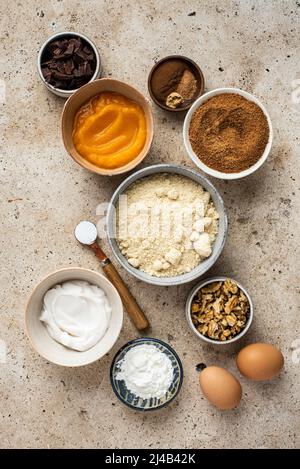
left=74, top=221, right=149, bottom=331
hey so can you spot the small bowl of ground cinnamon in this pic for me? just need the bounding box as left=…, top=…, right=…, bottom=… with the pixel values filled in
left=148, top=55, right=204, bottom=112
left=183, top=88, right=273, bottom=179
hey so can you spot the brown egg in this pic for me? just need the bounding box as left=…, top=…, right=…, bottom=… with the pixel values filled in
left=237, top=343, right=284, bottom=381
left=199, top=365, right=242, bottom=410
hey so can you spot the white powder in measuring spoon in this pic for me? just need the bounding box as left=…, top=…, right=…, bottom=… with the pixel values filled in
left=75, top=221, right=97, bottom=245
left=116, top=344, right=174, bottom=399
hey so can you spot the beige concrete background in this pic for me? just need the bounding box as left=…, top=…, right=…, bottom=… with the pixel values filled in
left=1, top=0, right=299, bottom=449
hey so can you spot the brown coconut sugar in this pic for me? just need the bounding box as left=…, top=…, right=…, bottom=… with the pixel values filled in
left=188, top=93, right=270, bottom=173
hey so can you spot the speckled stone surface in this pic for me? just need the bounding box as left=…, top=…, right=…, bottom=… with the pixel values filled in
left=1, top=0, right=299, bottom=449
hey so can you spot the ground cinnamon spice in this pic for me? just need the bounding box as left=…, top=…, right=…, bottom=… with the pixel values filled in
left=151, top=59, right=198, bottom=108
left=177, top=69, right=197, bottom=100
left=151, top=59, right=186, bottom=103
left=189, top=93, right=269, bottom=173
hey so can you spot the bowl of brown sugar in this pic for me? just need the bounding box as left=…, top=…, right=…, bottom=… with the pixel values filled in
left=183, top=88, right=273, bottom=179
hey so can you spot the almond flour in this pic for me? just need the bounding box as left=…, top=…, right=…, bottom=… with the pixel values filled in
left=116, top=173, right=219, bottom=277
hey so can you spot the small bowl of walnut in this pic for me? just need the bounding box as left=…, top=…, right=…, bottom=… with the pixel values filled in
left=186, top=277, right=253, bottom=344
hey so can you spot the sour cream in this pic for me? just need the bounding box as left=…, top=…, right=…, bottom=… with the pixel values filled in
left=40, top=280, right=111, bottom=352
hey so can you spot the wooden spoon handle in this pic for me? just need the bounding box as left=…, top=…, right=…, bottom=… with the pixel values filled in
left=103, top=261, right=149, bottom=331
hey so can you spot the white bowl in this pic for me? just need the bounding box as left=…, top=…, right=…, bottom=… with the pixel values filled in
left=186, top=276, right=253, bottom=345
left=183, top=87, right=273, bottom=180
left=25, top=268, right=123, bottom=366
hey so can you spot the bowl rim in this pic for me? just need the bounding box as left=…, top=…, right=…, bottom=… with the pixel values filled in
left=109, top=337, right=184, bottom=411
left=61, top=77, right=154, bottom=176
left=106, top=163, right=228, bottom=286
left=24, top=267, right=123, bottom=367
left=183, top=87, right=273, bottom=180
left=37, top=31, right=101, bottom=96
left=185, top=276, right=254, bottom=345
left=147, top=54, right=205, bottom=112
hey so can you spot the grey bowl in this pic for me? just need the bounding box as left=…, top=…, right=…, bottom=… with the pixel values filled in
left=106, top=164, right=228, bottom=286
left=37, top=31, right=101, bottom=98
left=110, top=337, right=183, bottom=411
left=186, top=276, right=254, bottom=345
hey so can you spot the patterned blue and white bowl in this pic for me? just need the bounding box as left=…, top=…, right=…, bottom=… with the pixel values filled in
left=110, top=338, right=183, bottom=411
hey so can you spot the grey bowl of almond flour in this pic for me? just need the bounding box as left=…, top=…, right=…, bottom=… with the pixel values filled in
left=106, top=164, right=228, bottom=286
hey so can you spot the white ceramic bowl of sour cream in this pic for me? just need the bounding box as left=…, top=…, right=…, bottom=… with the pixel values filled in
left=25, top=268, right=123, bottom=366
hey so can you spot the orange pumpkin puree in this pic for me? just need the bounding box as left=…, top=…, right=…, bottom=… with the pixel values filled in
left=73, top=92, right=147, bottom=169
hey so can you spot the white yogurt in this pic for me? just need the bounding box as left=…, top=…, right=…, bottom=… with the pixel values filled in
left=40, top=280, right=111, bottom=352
left=116, top=344, right=174, bottom=399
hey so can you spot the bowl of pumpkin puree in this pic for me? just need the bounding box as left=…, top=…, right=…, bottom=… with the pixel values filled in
left=62, top=78, right=154, bottom=176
